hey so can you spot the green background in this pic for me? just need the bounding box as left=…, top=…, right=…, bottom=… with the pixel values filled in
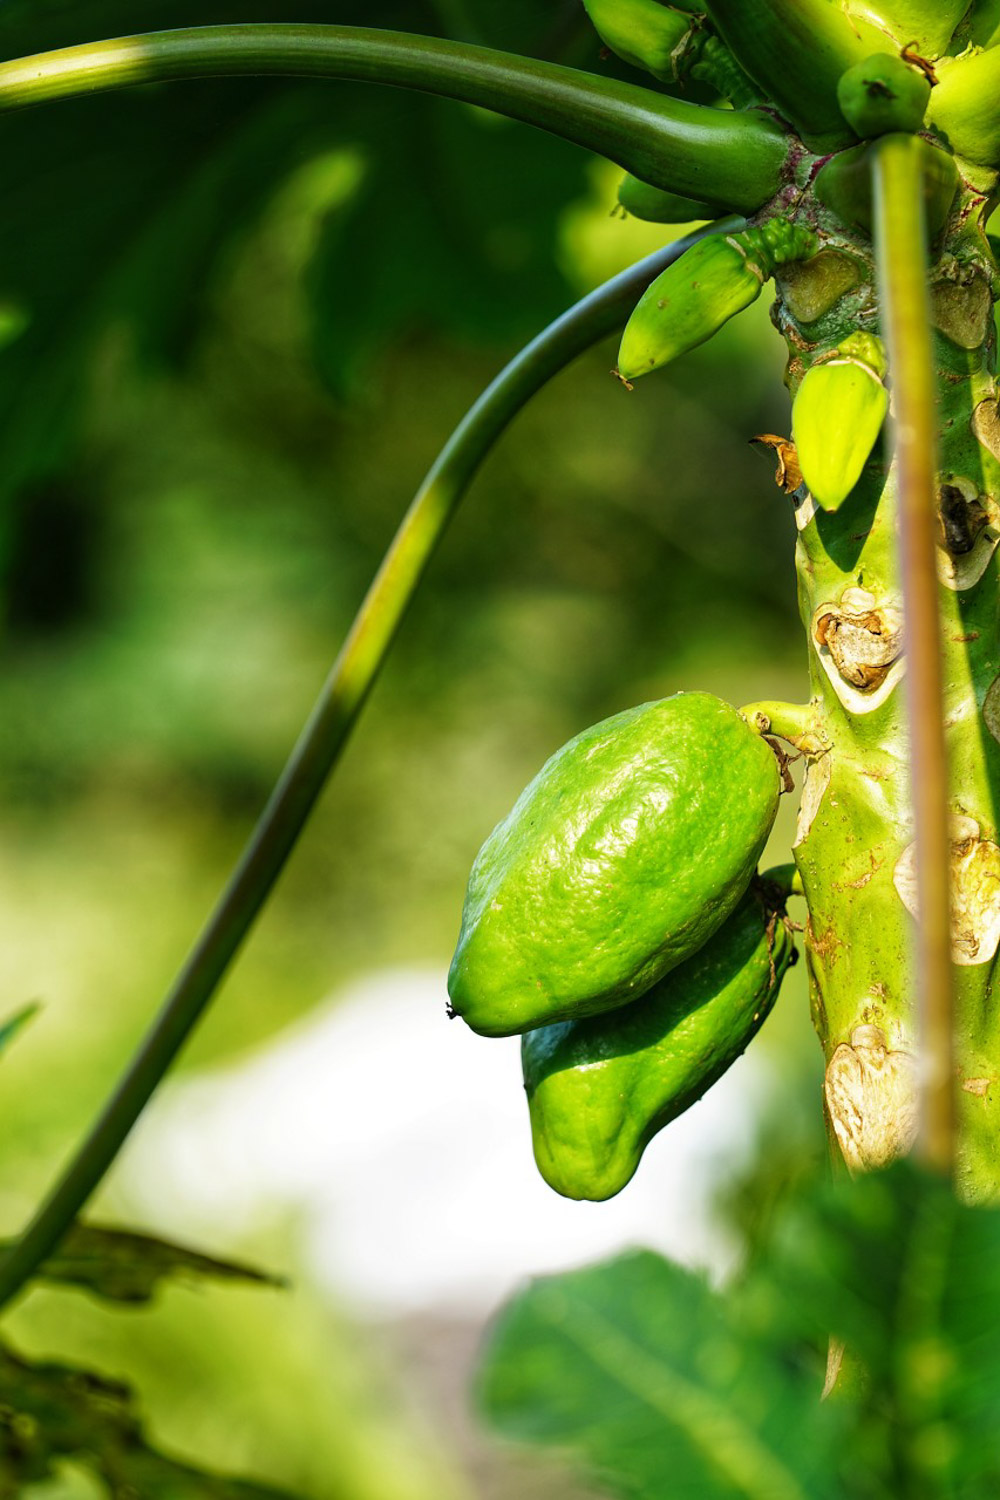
left=0, top=4, right=824, bottom=1494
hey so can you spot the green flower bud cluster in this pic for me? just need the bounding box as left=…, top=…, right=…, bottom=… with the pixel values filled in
left=792, top=332, right=889, bottom=512
left=617, top=218, right=817, bottom=382
left=448, top=693, right=793, bottom=1200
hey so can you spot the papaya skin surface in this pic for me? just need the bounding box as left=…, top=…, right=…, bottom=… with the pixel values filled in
left=447, top=692, right=781, bottom=1037
left=523, top=887, right=793, bottom=1201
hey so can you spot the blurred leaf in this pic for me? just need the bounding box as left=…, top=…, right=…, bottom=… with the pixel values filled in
left=0, top=1339, right=300, bottom=1498
left=305, top=94, right=588, bottom=400
left=0, top=1003, right=38, bottom=1058
left=753, top=1159, right=1000, bottom=1497
left=479, top=1247, right=845, bottom=1500
left=0, top=0, right=586, bottom=566
left=0, top=1223, right=286, bottom=1305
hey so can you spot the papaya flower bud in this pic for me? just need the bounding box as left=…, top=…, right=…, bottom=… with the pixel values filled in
left=617, top=218, right=817, bottom=382
left=792, top=332, right=889, bottom=512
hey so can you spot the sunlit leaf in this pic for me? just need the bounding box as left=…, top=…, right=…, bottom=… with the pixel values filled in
left=0, top=1223, right=286, bottom=1305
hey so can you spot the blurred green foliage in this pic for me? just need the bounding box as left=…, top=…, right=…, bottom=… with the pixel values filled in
left=0, top=1224, right=284, bottom=1305
left=0, top=2, right=814, bottom=1496
left=482, top=1160, right=1000, bottom=1499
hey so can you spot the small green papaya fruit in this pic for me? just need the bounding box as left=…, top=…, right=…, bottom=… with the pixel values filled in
left=448, top=693, right=781, bottom=1038
left=617, top=219, right=817, bottom=382
left=522, top=886, right=794, bottom=1201
left=583, top=0, right=692, bottom=82
left=837, top=53, right=931, bottom=139
left=792, top=332, right=889, bottom=511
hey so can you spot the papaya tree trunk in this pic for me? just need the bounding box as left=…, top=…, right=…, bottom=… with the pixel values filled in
left=768, top=165, right=1000, bottom=1198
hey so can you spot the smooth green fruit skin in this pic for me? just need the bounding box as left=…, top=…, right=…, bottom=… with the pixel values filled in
left=618, top=235, right=761, bottom=380
left=792, top=356, right=888, bottom=511
left=523, top=887, right=793, bottom=1201
left=836, top=54, right=931, bottom=139
left=447, top=693, right=781, bottom=1038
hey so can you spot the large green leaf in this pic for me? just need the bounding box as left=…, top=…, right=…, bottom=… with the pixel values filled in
left=305, top=88, right=589, bottom=400
left=0, top=1339, right=300, bottom=1498
left=0, top=0, right=586, bottom=572
left=0, top=1222, right=285, bottom=1305
left=480, top=1247, right=846, bottom=1500
left=754, top=1160, right=1000, bottom=1498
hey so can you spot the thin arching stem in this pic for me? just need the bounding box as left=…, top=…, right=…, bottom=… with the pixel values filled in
left=872, top=133, right=955, bottom=1177
left=0, top=223, right=737, bottom=1312
left=0, top=26, right=788, bottom=212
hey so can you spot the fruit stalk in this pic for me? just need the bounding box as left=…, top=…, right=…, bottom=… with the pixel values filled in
left=872, top=133, right=955, bottom=1174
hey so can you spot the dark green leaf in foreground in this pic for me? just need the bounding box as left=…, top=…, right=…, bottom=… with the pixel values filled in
left=0, top=1003, right=38, bottom=1058
left=753, top=1160, right=1000, bottom=1497
left=0, top=1222, right=285, bottom=1305
left=479, top=1247, right=845, bottom=1500
left=0, top=1341, right=300, bottom=1499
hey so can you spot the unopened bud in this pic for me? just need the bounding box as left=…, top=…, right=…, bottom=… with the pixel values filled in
left=618, top=219, right=816, bottom=382
left=792, top=334, right=888, bottom=511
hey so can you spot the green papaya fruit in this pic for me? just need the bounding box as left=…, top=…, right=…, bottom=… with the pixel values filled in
left=448, top=692, right=781, bottom=1038
left=522, top=885, right=794, bottom=1201
left=836, top=53, right=931, bottom=139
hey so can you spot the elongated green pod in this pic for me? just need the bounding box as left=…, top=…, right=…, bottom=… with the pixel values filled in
left=815, top=135, right=958, bottom=236
left=522, top=887, right=794, bottom=1201
left=448, top=693, right=781, bottom=1037
left=700, top=0, right=886, bottom=146
left=618, top=217, right=816, bottom=381
left=584, top=0, right=693, bottom=81
left=792, top=333, right=889, bottom=511
left=617, top=172, right=728, bottom=223
left=837, top=53, right=931, bottom=139
left=0, top=27, right=792, bottom=216
left=929, top=48, right=1000, bottom=167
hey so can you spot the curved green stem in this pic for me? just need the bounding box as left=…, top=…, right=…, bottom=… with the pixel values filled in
left=872, top=134, right=955, bottom=1178
left=0, top=26, right=789, bottom=213
left=738, top=699, right=824, bottom=751
left=0, top=223, right=737, bottom=1313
